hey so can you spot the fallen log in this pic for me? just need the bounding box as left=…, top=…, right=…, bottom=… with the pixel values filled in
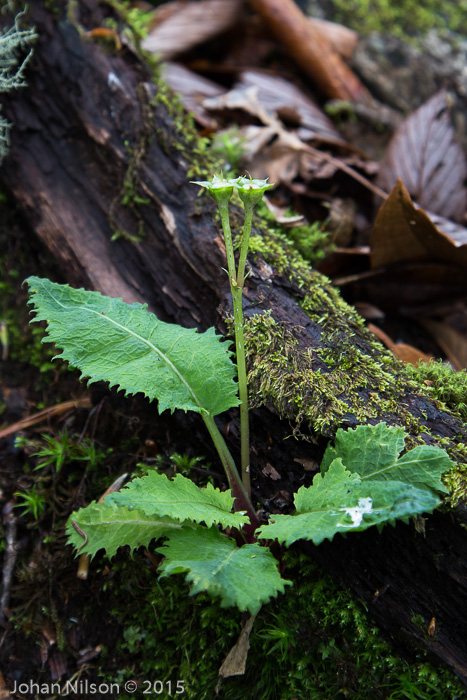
left=1, top=1, right=467, bottom=685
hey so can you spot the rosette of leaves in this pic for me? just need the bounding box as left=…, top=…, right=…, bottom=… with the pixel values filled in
left=26, top=277, right=452, bottom=615
left=26, top=276, right=287, bottom=614
left=67, top=471, right=290, bottom=615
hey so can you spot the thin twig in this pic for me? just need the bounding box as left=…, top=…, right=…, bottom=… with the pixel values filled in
left=304, top=144, right=388, bottom=201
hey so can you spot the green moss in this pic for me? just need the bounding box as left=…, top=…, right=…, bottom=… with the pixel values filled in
left=102, top=0, right=154, bottom=42
left=151, top=80, right=222, bottom=180
left=254, top=202, right=334, bottom=266
left=405, top=360, right=467, bottom=422
left=209, top=126, right=248, bottom=174
left=327, top=0, right=467, bottom=39
left=108, top=84, right=155, bottom=243
left=285, top=220, right=334, bottom=266
left=97, top=549, right=464, bottom=699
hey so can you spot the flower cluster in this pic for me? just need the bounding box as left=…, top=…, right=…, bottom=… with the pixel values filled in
left=191, top=174, right=274, bottom=208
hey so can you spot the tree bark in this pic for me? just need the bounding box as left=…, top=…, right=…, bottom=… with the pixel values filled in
left=2, top=1, right=467, bottom=685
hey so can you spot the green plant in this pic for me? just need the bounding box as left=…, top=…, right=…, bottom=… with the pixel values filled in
left=14, top=484, right=47, bottom=520
left=25, top=175, right=453, bottom=620
left=285, top=219, right=334, bottom=266
left=210, top=127, right=247, bottom=173
left=31, top=429, right=106, bottom=473
left=95, top=551, right=465, bottom=698
left=192, top=175, right=274, bottom=495
left=166, top=452, right=205, bottom=474
left=122, top=625, right=147, bottom=654
left=405, top=360, right=467, bottom=422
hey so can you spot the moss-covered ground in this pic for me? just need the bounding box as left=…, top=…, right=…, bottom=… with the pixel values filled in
left=318, top=0, right=467, bottom=39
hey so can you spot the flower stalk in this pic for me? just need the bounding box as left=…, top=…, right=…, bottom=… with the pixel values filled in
left=192, top=175, right=274, bottom=508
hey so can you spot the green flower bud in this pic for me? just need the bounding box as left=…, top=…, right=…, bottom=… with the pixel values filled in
left=234, top=176, right=274, bottom=208
left=191, top=174, right=240, bottom=208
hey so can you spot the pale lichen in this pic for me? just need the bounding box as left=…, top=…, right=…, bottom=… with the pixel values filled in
left=0, top=12, right=37, bottom=163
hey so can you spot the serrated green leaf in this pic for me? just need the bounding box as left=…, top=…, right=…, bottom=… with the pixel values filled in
left=373, top=445, right=451, bottom=493
left=322, top=423, right=450, bottom=493
left=321, top=423, right=406, bottom=473
left=295, top=458, right=361, bottom=511
left=106, top=471, right=248, bottom=529
left=26, top=277, right=239, bottom=417
left=66, top=502, right=186, bottom=559
left=157, top=526, right=291, bottom=615
left=257, top=459, right=441, bottom=547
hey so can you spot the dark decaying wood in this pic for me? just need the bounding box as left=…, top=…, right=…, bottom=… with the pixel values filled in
left=2, top=2, right=467, bottom=684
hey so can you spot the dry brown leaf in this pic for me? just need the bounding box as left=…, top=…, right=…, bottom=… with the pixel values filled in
left=236, top=70, right=347, bottom=146
left=250, top=0, right=368, bottom=100
left=237, top=125, right=342, bottom=184
left=261, top=462, right=282, bottom=479
left=236, top=125, right=309, bottom=183
left=324, top=197, right=356, bottom=246
left=204, top=84, right=274, bottom=124
left=353, top=302, right=386, bottom=321
left=368, top=323, right=432, bottom=365
left=217, top=614, right=257, bottom=683
left=263, top=197, right=305, bottom=226
left=370, top=178, right=467, bottom=269
left=204, top=83, right=383, bottom=193
left=294, top=457, right=319, bottom=471
left=377, top=90, right=467, bottom=222
left=242, top=128, right=379, bottom=188
left=142, top=0, right=244, bottom=59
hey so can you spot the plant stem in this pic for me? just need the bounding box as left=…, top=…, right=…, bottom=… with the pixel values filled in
left=202, top=413, right=258, bottom=528
left=232, top=203, right=255, bottom=495
left=231, top=287, right=250, bottom=494
left=237, top=204, right=254, bottom=289
left=217, top=199, right=237, bottom=285
left=217, top=201, right=252, bottom=496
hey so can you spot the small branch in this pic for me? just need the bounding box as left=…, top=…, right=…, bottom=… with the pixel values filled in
left=304, top=144, right=388, bottom=201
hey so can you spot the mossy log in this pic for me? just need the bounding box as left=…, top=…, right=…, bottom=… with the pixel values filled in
left=2, top=1, right=467, bottom=685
